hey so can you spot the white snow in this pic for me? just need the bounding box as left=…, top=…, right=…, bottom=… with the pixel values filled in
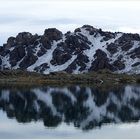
left=52, top=87, right=77, bottom=104
left=27, top=35, right=77, bottom=74
left=1, top=55, right=11, bottom=69
left=79, top=85, right=140, bottom=129
left=44, top=55, right=77, bottom=74
left=12, top=47, right=28, bottom=69
left=128, top=41, right=140, bottom=52
left=0, top=85, right=140, bottom=130
left=78, top=28, right=122, bottom=70
left=33, top=88, right=60, bottom=116
left=27, top=40, right=58, bottom=72
left=9, top=47, right=15, bottom=52
left=34, top=43, right=41, bottom=55
left=73, top=65, right=81, bottom=74
left=114, top=41, right=140, bottom=74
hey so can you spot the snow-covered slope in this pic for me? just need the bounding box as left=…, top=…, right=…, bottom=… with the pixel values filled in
left=0, top=25, right=140, bottom=74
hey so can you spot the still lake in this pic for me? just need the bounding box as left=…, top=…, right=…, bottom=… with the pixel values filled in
left=0, top=84, right=140, bottom=139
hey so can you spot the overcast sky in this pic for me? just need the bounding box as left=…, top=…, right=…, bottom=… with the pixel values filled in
left=0, top=0, right=140, bottom=45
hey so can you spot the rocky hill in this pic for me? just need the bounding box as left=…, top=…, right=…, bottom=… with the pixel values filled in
left=0, top=25, right=140, bottom=74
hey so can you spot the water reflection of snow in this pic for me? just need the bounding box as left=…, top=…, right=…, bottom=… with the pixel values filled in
left=0, top=85, right=140, bottom=138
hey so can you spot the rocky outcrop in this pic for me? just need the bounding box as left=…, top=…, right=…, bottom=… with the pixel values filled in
left=90, top=49, right=115, bottom=71
left=19, top=53, right=38, bottom=69
left=40, top=28, right=63, bottom=49
left=0, top=25, right=140, bottom=74
left=9, top=46, right=25, bottom=67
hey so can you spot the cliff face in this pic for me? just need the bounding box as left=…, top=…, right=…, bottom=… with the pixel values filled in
left=0, top=25, right=140, bottom=74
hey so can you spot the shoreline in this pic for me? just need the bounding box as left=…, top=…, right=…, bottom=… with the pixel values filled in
left=0, top=70, right=140, bottom=88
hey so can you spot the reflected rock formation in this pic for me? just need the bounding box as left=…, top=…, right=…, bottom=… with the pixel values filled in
left=0, top=85, right=140, bottom=130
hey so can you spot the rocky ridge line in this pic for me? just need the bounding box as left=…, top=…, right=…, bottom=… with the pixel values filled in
left=0, top=25, right=140, bottom=74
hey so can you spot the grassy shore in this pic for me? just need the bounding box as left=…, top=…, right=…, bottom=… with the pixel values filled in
left=0, top=69, right=140, bottom=87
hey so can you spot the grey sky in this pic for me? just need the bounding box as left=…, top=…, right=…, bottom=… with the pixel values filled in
left=0, top=0, right=140, bottom=45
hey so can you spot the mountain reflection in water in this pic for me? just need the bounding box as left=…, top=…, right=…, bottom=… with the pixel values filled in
left=0, top=85, right=140, bottom=131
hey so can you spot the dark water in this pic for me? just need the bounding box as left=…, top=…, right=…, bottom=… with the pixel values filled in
left=0, top=84, right=140, bottom=138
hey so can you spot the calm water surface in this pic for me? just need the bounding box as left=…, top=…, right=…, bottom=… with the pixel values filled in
left=0, top=84, right=140, bottom=138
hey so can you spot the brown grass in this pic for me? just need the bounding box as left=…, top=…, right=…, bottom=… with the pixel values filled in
left=0, top=69, right=140, bottom=87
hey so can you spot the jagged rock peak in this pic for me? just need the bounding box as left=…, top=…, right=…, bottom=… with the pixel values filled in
left=0, top=25, right=140, bottom=74
left=74, top=24, right=98, bottom=34
left=44, top=28, right=63, bottom=39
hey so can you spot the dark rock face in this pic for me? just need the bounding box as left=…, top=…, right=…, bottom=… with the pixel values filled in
left=44, top=28, right=63, bottom=41
left=37, top=46, right=46, bottom=57
left=132, top=62, right=140, bottom=67
left=40, top=36, right=52, bottom=49
left=113, top=60, right=125, bottom=70
left=81, top=25, right=98, bottom=35
left=0, top=47, right=4, bottom=56
left=65, top=63, right=77, bottom=73
left=9, top=46, right=25, bottom=67
left=106, top=43, right=118, bottom=54
left=19, top=53, right=38, bottom=69
left=76, top=54, right=89, bottom=71
left=65, top=35, right=90, bottom=55
left=117, top=34, right=140, bottom=52
left=121, top=42, right=133, bottom=52
left=40, top=28, right=62, bottom=49
left=0, top=25, right=140, bottom=74
left=120, top=33, right=140, bottom=42
left=74, top=28, right=81, bottom=33
left=65, top=54, right=89, bottom=73
left=34, top=63, right=49, bottom=73
left=99, top=30, right=116, bottom=41
left=15, top=32, right=38, bottom=46
left=90, top=49, right=115, bottom=71
left=0, top=47, right=10, bottom=57
left=129, top=47, right=140, bottom=59
left=5, top=37, right=16, bottom=49
left=51, top=51, right=72, bottom=65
